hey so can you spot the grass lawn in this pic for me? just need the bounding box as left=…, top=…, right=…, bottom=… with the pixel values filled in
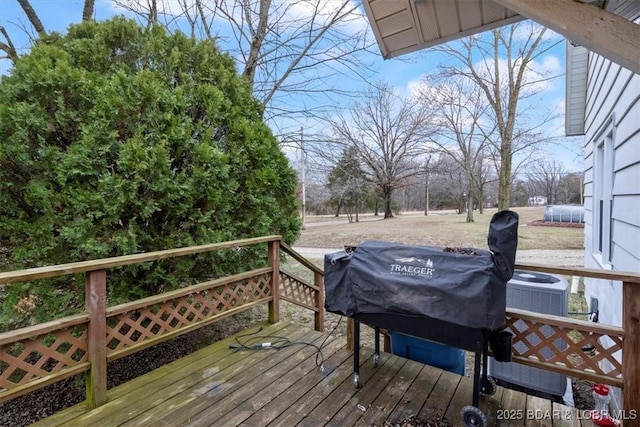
left=283, top=205, right=588, bottom=343
left=294, top=206, right=584, bottom=250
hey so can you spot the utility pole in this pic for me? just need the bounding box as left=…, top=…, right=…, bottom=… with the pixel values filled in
left=424, top=157, right=431, bottom=216
left=300, top=127, right=306, bottom=230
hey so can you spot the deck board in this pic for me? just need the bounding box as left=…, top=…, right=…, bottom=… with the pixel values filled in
left=98, top=323, right=303, bottom=427
left=357, top=358, right=424, bottom=425
left=32, top=322, right=582, bottom=427
left=145, top=325, right=315, bottom=426
left=238, top=346, right=355, bottom=426
left=444, top=370, right=474, bottom=422
left=499, top=387, right=528, bottom=427
left=552, top=401, right=584, bottom=427
left=524, top=394, right=554, bottom=427
left=480, top=383, right=504, bottom=426
left=418, top=369, right=461, bottom=422
left=204, top=334, right=346, bottom=427
left=294, top=352, right=394, bottom=427
left=326, top=355, right=406, bottom=426
left=384, top=363, right=442, bottom=424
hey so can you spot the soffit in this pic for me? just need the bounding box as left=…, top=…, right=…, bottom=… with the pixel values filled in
left=362, top=0, right=524, bottom=59
left=362, top=0, right=640, bottom=74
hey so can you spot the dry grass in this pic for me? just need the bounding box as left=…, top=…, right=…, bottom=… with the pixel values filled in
left=295, top=206, right=584, bottom=250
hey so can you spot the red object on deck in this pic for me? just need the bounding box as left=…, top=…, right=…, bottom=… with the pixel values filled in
left=587, top=410, right=620, bottom=427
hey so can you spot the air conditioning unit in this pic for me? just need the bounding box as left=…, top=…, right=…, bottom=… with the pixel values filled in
left=489, top=270, right=569, bottom=399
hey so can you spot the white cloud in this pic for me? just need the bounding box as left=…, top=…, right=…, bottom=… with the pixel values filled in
left=513, top=21, right=562, bottom=43
left=274, top=0, right=369, bottom=36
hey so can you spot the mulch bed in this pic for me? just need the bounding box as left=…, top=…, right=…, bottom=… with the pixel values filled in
left=527, top=220, right=584, bottom=228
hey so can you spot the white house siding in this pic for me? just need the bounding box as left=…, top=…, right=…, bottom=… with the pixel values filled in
left=565, top=43, right=589, bottom=136
left=581, top=4, right=640, bottom=410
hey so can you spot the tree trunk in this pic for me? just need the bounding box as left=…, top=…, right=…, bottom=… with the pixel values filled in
left=242, top=0, right=272, bottom=86
left=82, top=0, right=95, bottom=21
left=477, top=182, right=485, bottom=214
left=383, top=186, right=393, bottom=219
left=148, top=0, right=158, bottom=25
left=424, top=170, right=429, bottom=216
left=497, top=144, right=513, bottom=210
left=355, top=197, right=360, bottom=223
left=466, top=194, right=474, bottom=223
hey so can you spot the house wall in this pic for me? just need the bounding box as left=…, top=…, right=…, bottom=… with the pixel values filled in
left=582, top=4, right=640, bottom=411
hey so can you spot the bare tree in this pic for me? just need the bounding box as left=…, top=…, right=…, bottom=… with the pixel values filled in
left=2, top=0, right=374, bottom=132
left=527, top=159, right=567, bottom=205
left=1, top=0, right=95, bottom=64
left=417, top=75, right=495, bottom=222
left=557, top=172, right=584, bottom=204
left=111, top=0, right=376, bottom=131
left=327, top=147, right=370, bottom=222
left=432, top=21, right=563, bottom=210
left=429, top=156, right=468, bottom=212
left=326, top=82, right=432, bottom=219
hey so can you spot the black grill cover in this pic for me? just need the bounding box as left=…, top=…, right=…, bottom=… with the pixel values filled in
left=324, top=210, right=519, bottom=329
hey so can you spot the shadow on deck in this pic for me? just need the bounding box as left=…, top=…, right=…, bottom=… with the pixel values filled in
left=34, top=321, right=588, bottom=427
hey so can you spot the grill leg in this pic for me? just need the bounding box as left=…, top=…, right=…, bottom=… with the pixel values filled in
left=374, top=326, right=380, bottom=366
left=479, top=338, right=497, bottom=396
left=353, top=320, right=360, bottom=388
left=472, top=351, right=481, bottom=407
left=482, top=339, right=489, bottom=380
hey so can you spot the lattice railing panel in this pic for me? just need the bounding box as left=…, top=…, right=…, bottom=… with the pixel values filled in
left=106, top=273, right=272, bottom=353
left=279, top=271, right=318, bottom=310
left=0, top=326, right=88, bottom=391
left=505, top=314, right=623, bottom=381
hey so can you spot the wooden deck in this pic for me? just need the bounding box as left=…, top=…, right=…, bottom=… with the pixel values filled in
left=34, top=321, right=589, bottom=427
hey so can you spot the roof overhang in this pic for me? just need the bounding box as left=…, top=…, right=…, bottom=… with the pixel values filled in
left=363, top=0, right=640, bottom=74
left=362, top=0, right=525, bottom=59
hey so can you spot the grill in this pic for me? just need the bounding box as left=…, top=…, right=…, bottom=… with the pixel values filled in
left=324, top=210, right=519, bottom=427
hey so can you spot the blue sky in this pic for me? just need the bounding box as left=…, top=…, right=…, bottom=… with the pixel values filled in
left=0, top=0, right=584, bottom=173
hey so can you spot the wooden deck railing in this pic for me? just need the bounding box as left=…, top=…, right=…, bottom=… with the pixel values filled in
left=0, top=236, right=323, bottom=408
left=509, top=262, right=640, bottom=423
left=2, top=239, right=639, bottom=424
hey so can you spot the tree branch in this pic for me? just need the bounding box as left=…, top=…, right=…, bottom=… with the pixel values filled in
left=17, top=0, right=46, bottom=35
left=195, top=0, right=214, bottom=39
left=0, top=26, right=19, bottom=63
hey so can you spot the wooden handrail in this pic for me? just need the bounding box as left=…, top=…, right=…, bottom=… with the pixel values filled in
left=506, top=307, right=624, bottom=337
left=279, top=242, right=325, bottom=331
left=514, top=262, right=640, bottom=283
left=280, top=242, right=323, bottom=275
left=0, top=235, right=281, bottom=285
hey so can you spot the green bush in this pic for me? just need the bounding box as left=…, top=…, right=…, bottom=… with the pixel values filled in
left=0, top=17, right=300, bottom=325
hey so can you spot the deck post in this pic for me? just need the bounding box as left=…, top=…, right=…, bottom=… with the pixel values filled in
left=314, top=271, right=324, bottom=332
left=622, top=280, right=640, bottom=426
left=85, top=269, right=107, bottom=408
left=346, top=318, right=354, bottom=350
left=268, top=240, right=280, bottom=324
